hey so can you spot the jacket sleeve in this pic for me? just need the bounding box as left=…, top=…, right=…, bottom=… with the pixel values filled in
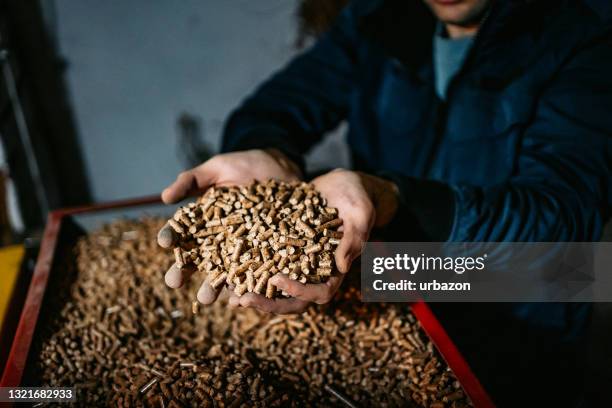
left=385, top=36, right=612, bottom=242
left=220, top=2, right=368, bottom=170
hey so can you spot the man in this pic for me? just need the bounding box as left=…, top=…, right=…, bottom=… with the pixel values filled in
left=159, top=0, right=611, bottom=405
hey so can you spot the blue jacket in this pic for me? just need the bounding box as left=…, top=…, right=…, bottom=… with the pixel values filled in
left=222, top=0, right=612, bottom=331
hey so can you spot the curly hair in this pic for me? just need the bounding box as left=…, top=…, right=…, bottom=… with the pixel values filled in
left=296, top=0, right=350, bottom=47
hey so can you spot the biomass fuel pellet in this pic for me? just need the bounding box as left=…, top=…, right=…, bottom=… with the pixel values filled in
left=36, top=218, right=472, bottom=407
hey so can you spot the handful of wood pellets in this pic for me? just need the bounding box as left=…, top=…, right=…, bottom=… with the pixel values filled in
left=163, top=179, right=343, bottom=299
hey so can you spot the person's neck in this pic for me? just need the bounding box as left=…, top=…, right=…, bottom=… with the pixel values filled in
left=445, top=23, right=479, bottom=39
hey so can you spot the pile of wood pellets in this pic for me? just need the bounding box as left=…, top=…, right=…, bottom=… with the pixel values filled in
left=36, top=218, right=472, bottom=407
left=163, top=180, right=342, bottom=299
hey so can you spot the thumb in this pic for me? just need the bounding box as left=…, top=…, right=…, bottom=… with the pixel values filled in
left=335, top=228, right=356, bottom=273
left=161, top=165, right=216, bottom=204
left=335, top=224, right=368, bottom=273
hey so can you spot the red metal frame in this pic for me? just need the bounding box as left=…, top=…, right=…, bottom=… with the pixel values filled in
left=1, top=211, right=61, bottom=389
left=1, top=196, right=495, bottom=407
left=411, top=301, right=495, bottom=407
left=1, top=196, right=160, bottom=388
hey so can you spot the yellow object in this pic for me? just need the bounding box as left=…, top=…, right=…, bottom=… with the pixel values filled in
left=0, top=245, right=24, bottom=328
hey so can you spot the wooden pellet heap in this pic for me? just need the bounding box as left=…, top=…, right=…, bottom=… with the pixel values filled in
left=36, top=219, right=472, bottom=407
left=165, top=180, right=342, bottom=298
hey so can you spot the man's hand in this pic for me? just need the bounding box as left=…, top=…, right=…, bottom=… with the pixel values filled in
left=229, top=169, right=398, bottom=314
left=157, top=149, right=302, bottom=304
left=312, top=169, right=399, bottom=273
left=160, top=149, right=301, bottom=204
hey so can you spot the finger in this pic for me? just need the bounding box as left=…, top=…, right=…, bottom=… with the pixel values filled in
left=335, top=224, right=365, bottom=273
left=157, top=223, right=178, bottom=248
left=238, top=293, right=309, bottom=314
left=335, top=232, right=352, bottom=273
left=196, top=277, right=223, bottom=305
left=238, top=293, right=273, bottom=313
left=161, top=167, right=215, bottom=204
left=228, top=293, right=241, bottom=309
left=164, top=263, right=195, bottom=288
left=338, top=208, right=375, bottom=272
left=161, top=171, right=196, bottom=204
left=270, top=274, right=343, bottom=304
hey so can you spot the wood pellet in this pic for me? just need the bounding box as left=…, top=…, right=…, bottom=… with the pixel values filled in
left=36, top=218, right=472, bottom=407
left=161, top=179, right=342, bottom=298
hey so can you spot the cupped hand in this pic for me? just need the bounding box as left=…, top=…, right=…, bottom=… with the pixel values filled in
left=311, top=169, right=399, bottom=274
left=230, top=169, right=398, bottom=314
left=160, top=149, right=301, bottom=205
left=158, top=149, right=302, bottom=304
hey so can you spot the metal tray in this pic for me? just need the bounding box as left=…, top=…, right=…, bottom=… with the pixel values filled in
left=1, top=197, right=494, bottom=407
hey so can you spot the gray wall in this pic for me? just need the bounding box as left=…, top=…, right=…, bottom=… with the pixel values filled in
left=51, top=0, right=347, bottom=202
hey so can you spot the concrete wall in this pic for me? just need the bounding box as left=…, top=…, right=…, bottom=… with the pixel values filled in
left=51, top=0, right=348, bottom=201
